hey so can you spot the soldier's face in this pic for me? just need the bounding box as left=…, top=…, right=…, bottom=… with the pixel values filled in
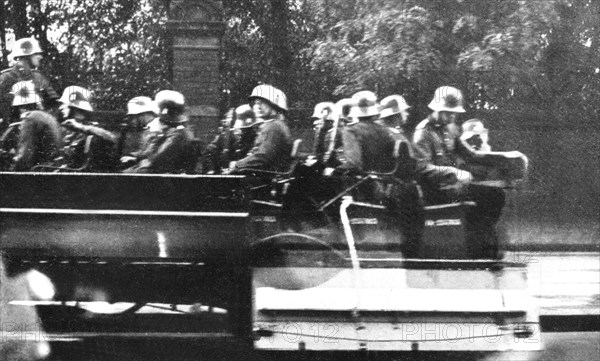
left=59, top=103, right=70, bottom=119
left=252, top=99, right=276, bottom=120
left=30, top=54, right=43, bottom=68
left=438, top=111, right=457, bottom=125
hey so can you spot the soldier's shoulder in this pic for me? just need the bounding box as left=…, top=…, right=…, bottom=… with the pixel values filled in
left=30, top=69, right=51, bottom=80
left=414, top=118, right=430, bottom=131
left=0, top=67, right=15, bottom=81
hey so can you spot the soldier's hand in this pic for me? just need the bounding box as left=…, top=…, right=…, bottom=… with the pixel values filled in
left=61, top=119, right=83, bottom=131
left=120, top=156, right=137, bottom=163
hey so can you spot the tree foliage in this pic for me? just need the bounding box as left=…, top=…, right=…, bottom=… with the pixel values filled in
left=307, top=0, right=599, bottom=124
left=0, top=0, right=597, bottom=122
left=1, top=0, right=170, bottom=110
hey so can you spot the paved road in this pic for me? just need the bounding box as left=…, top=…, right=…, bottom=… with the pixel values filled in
left=505, top=252, right=600, bottom=315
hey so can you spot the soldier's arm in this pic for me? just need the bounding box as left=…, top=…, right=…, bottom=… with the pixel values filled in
left=413, top=128, right=468, bottom=183
left=12, top=119, right=35, bottom=171
left=338, top=127, right=363, bottom=172
left=234, top=124, right=273, bottom=170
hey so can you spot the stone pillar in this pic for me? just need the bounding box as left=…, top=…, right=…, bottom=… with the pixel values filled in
left=167, top=0, right=224, bottom=135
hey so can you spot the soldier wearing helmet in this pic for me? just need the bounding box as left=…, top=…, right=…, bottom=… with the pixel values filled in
left=119, top=96, right=160, bottom=167
left=414, top=86, right=505, bottom=258
left=309, top=101, right=343, bottom=170
left=231, top=84, right=293, bottom=173
left=335, top=98, right=355, bottom=125
left=201, top=104, right=260, bottom=173
left=6, top=81, right=61, bottom=171
left=0, top=38, right=58, bottom=133
left=124, top=90, right=196, bottom=174
left=378, top=94, right=418, bottom=181
left=59, top=86, right=120, bottom=171
left=338, top=90, right=395, bottom=174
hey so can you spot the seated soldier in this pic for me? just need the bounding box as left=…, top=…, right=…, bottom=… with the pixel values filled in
left=338, top=90, right=396, bottom=177
left=230, top=84, right=292, bottom=174
left=413, top=86, right=506, bottom=258
left=119, top=96, right=160, bottom=167
left=461, top=118, right=491, bottom=152
left=460, top=118, right=492, bottom=181
left=377, top=94, right=418, bottom=182
left=312, top=102, right=343, bottom=171
left=9, top=81, right=61, bottom=171
left=59, top=86, right=120, bottom=172
left=378, top=94, right=424, bottom=256
left=335, top=97, right=355, bottom=126
left=123, top=90, right=196, bottom=174
left=202, top=104, right=259, bottom=173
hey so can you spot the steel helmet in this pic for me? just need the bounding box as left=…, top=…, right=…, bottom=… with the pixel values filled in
left=8, top=37, right=43, bottom=60
left=155, top=90, right=186, bottom=124
left=311, top=101, right=338, bottom=121
left=11, top=81, right=42, bottom=107
left=127, top=96, right=158, bottom=115
left=349, top=90, right=380, bottom=118
left=59, top=86, right=93, bottom=112
left=428, top=86, right=466, bottom=113
left=248, top=84, right=288, bottom=112
left=233, top=104, right=258, bottom=128
left=461, top=118, right=488, bottom=140
left=379, top=94, right=410, bottom=118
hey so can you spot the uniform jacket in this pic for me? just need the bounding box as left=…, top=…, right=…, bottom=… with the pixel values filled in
left=128, top=125, right=196, bottom=174
left=339, top=121, right=396, bottom=173
left=13, top=110, right=61, bottom=171
left=63, top=122, right=119, bottom=172
left=0, top=65, right=58, bottom=127
left=384, top=126, right=420, bottom=182
left=204, top=126, right=257, bottom=172
left=314, top=125, right=343, bottom=168
left=412, top=115, right=478, bottom=192
left=234, top=118, right=292, bottom=172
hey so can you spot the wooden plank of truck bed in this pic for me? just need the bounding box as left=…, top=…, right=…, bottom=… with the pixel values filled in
left=0, top=172, right=250, bottom=261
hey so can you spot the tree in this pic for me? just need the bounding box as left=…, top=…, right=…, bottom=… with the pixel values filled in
left=306, top=0, right=599, bottom=125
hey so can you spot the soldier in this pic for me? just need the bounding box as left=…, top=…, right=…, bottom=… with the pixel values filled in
left=338, top=90, right=395, bottom=174
left=460, top=118, right=491, bottom=152
left=0, top=37, right=58, bottom=133
left=8, top=81, right=61, bottom=171
left=124, top=90, right=196, bottom=174
left=231, top=84, right=293, bottom=173
left=378, top=94, right=424, bottom=255
left=59, top=86, right=120, bottom=171
left=413, top=86, right=505, bottom=258
left=202, top=104, right=259, bottom=173
left=336, top=97, right=355, bottom=125
left=310, top=101, right=343, bottom=170
left=378, top=94, right=417, bottom=181
left=119, top=96, right=160, bottom=167
left=232, top=104, right=260, bottom=159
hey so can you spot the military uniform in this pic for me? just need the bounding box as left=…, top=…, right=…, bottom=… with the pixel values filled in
left=63, top=123, right=119, bottom=172
left=12, top=110, right=61, bottom=171
left=339, top=121, right=396, bottom=173
left=203, top=126, right=257, bottom=173
left=234, top=118, right=292, bottom=173
left=0, top=65, right=58, bottom=129
left=126, top=125, right=196, bottom=174
left=414, top=115, right=505, bottom=258
left=314, top=124, right=343, bottom=168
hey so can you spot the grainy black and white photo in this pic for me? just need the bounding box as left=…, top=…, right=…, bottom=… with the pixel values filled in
left=0, top=1, right=598, bottom=360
